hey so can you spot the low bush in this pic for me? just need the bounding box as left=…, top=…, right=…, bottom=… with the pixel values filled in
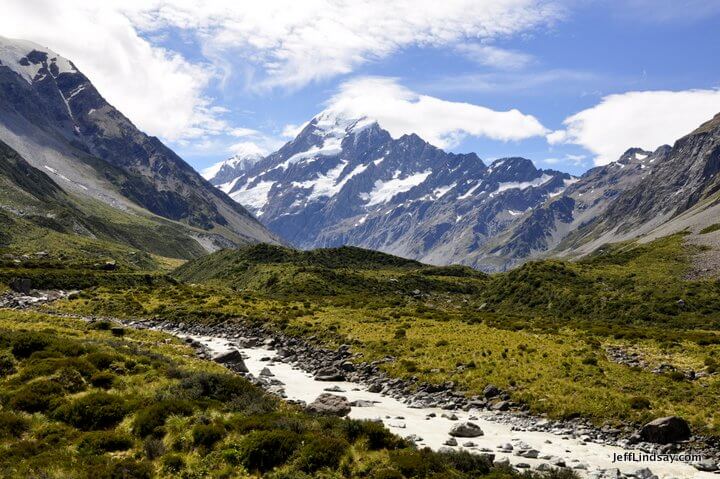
left=10, top=379, right=64, bottom=413
left=84, top=352, right=121, bottom=371
left=294, top=436, right=349, bottom=473
left=236, top=430, right=301, bottom=473
left=192, top=423, right=225, bottom=448
left=90, top=371, right=116, bottom=389
left=55, top=392, right=128, bottom=430
left=172, top=371, right=275, bottom=413
left=132, top=399, right=194, bottom=437
left=439, top=449, right=492, bottom=475
left=11, top=332, right=50, bottom=358
left=0, top=411, right=30, bottom=439
left=143, top=436, right=166, bottom=459
left=629, top=396, right=651, bottom=410
left=388, top=448, right=448, bottom=477
left=55, top=367, right=87, bottom=393
left=342, top=419, right=402, bottom=450
left=0, top=351, right=16, bottom=377
left=85, top=458, right=153, bottom=479
left=162, top=454, right=185, bottom=473
left=77, top=431, right=133, bottom=455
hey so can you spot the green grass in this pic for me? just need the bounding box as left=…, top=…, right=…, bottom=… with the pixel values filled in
left=51, top=235, right=720, bottom=437
left=0, top=310, right=562, bottom=479
left=699, top=223, right=720, bottom=235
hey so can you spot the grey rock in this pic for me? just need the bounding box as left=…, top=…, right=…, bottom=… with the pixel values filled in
left=638, top=416, right=691, bottom=444
left=307, top=393, right=351, bottom=416
left=449, top=422, right=484, bottom=438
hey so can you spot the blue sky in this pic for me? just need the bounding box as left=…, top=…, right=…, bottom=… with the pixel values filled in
left=4, top=0, right=720, bottom=176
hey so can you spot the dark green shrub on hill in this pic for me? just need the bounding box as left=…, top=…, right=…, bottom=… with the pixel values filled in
left=77, top=430, right=133, bottom=455
left=10, top=380, right=64, bottom=413
left=132, top=399, right=194, bottom=437
left=0, top=411, right=30, bottom=439
left=236, top=429, right=301, bottom=473
left=11, top=332, right=50, bottom=359
left=55, top=392, right=128, bottom=430
left=192, top=423, right=225, bottom=448
left=294, top=436, right=349, bottom=473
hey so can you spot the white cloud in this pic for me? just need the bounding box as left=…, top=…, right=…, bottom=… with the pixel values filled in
left=0, top=0, right=228, bottom=142
left=456, top=43, right=534, bottom=70
left=548, top=89, right=720, bottom=165
left=125, top=0, right=563, bottom=90
left=319, top=77, right=547, bottom=148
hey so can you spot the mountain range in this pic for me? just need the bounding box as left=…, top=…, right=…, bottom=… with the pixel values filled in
left=206, top=109, right=720, bottom=271
left=2, top=35, right=719, bottom=273
left=0, top=36, right=278, bottom=261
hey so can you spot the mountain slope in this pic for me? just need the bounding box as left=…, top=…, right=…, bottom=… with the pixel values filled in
left=218, top=111, right=571, bottom=271
left=0, top=36, right=278, bottom=256
left=553, top=113, right=720, bottom=262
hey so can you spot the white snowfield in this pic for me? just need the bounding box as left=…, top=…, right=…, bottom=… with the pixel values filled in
left=187, top=334, right=712, bottom=479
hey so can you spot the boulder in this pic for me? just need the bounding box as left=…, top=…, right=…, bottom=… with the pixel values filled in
left=638, top=416, right=691, bottom=444
left=307, top=393, right=351, bottom=416
left=213, top=350, right=249, bottom=373
left=314, top=367, right=346, bottom=381
left=449, top=422, right=484, bottom=438
left=483, top=384, right=500, bottom=398
left=9, top=277, right=31, bottom=294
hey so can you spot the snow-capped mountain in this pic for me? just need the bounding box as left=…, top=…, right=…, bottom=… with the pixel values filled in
left=0, top=36, right=278, bottom=255
left=219, top=110, right=573, bottom=270
left=203, top=144, right=265, bottom=189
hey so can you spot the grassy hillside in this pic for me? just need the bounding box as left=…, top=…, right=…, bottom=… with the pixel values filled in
left=55, top=235, right=720, bottom=436
left=0, top=310, right=569, bottom=479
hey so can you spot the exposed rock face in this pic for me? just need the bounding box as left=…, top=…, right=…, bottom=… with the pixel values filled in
left=307, top=393, right=351, bottom=416
left=639, top=416, right=691, bottom=444
left=0, top=36, right=278, bottom=254
left=449, top=422, right=484, bottom=437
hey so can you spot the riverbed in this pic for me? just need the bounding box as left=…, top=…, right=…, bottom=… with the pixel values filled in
left=182, top=332, right=713, bottom=479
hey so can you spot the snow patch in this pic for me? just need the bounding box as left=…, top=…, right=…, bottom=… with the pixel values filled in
left=229, top=180, right=276, bottom=213
left=493, top=174, right=553, bottom=195
left=0, top=36, right=76, bottom=84
left=361, top=170, right=432, bottom=206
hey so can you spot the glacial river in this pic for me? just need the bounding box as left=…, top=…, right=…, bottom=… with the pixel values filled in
left=173, top=332, right=715, bottom=479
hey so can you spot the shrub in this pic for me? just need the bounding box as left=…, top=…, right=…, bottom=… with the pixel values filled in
left=389, top=448, right=447, bottom=477
left=162, top=454, right=185, bottom=473
left=371, top=469, right=404, bottom=479
left=172, top=371, right=275, bottom=413
left=581, top=355, right=598, bottom=366
left=0, top=351, right=16, bottom=377
left=192, top=423, right=225, bottom=448
left=55, top=367, right=87, bottom=393
left=85, top=352, right=120, bottom=371
left=11, top=332, right=50, bottom=358
left=90, top=321, right=112, bottom=331
left=132, top=399, right=194, bottom=437
left=342, top=420, right=402, bottom=450
left=236, top=430, right=301, bottom=472
left=294, top=436, right=349, bottom=473
left=10, top=380, right=64, bottom=413
left=0, top=411, right=30, bottom=439
left=55, top=392, right=128, bottom=430
left=90, top=371, right=116, bottom=389
left=143, top=436, right=166, bottom=459
left=77, top=431, right=133, bottom=455
left=629, top=396, right=651, bottom=410
left=439, top=449, right=492, bottom=475
left=85, top=458, right=153, bottom=479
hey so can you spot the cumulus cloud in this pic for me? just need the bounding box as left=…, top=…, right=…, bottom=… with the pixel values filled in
left=125, top=0, right=562, bottom=90
left=0, top=0, right=227, bottom=141
left=320, top=77, right=548, bottom=148
left=548, top=89, right=720, bottom=165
